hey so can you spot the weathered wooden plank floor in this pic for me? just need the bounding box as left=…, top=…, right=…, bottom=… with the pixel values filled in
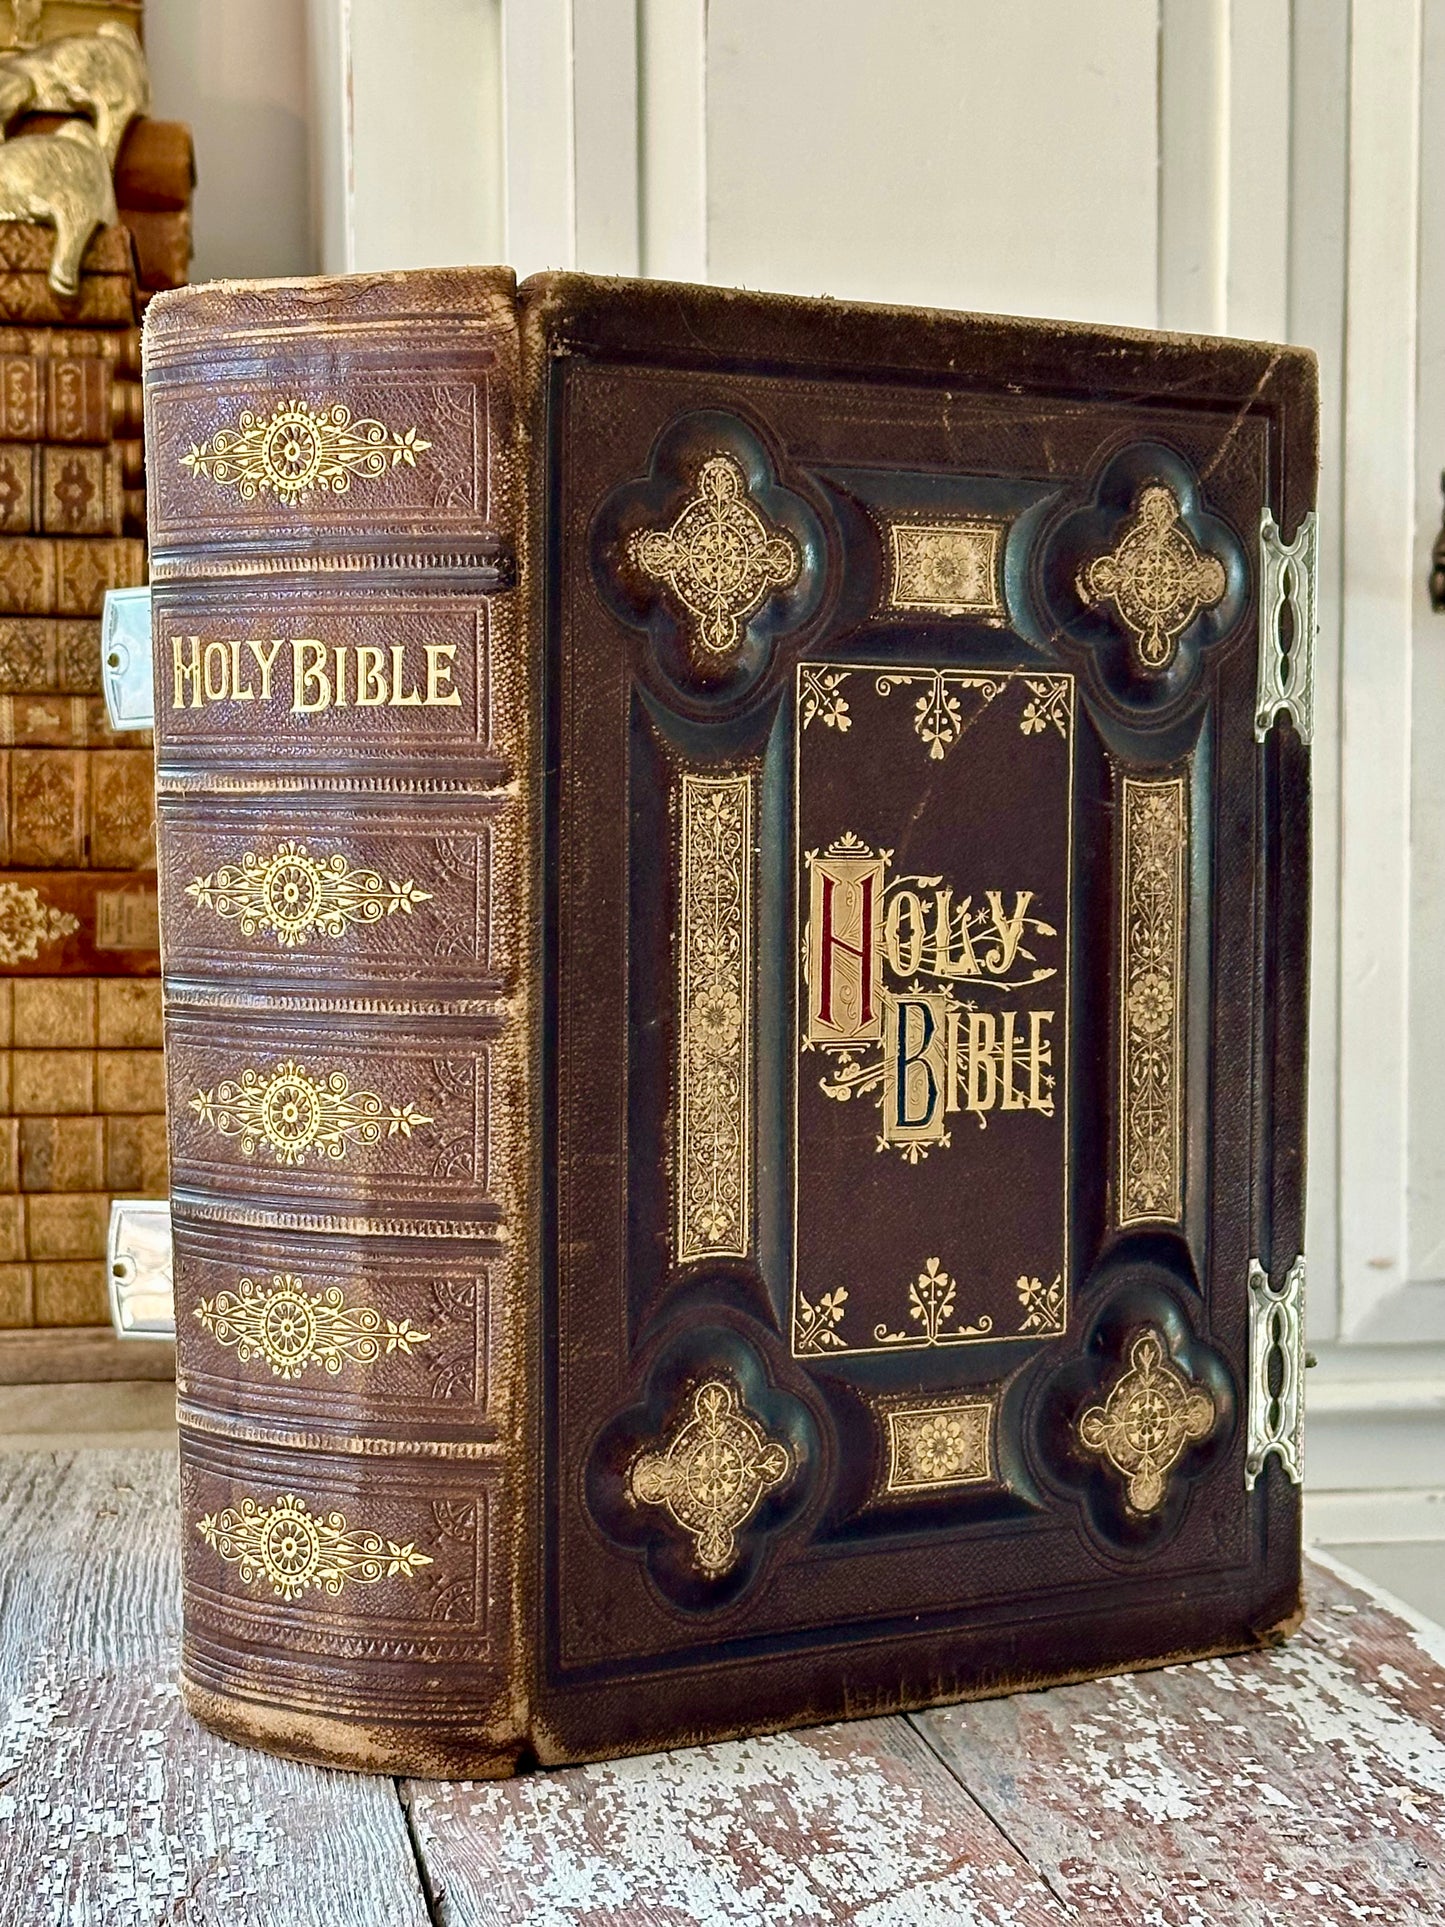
left=1, top=1451, right=1443, bottom=1927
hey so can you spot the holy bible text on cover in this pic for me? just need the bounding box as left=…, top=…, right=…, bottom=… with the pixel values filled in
left=144, top=269, right=1315, bottom=1776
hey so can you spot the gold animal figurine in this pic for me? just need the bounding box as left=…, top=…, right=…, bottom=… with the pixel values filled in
left=0, top=118, right=116, bottom=294
left=0, top=21, right=148, bottom=164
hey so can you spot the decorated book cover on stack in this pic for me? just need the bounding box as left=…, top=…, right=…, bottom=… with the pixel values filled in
left=143, top=269, right=1316, bottom=1776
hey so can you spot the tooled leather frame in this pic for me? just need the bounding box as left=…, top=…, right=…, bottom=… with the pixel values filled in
left=528, top=277, right=1313, bottom=1765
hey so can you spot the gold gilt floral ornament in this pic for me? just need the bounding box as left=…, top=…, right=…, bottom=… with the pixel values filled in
left=180, top=399, right=432, bottom=507
left=795, top=1285, right=849, bottom=1354
left=185, top=840, right=433, bottom=948
left=188, top=1062, right=433, bottom=1166
left=882, top=1394, right=995, bottom=1494
left=885, top=519, right=1006, bottom=620
left=0, top=880, right=77, bottom=964
left=1016, top=1272, right=1066, bottom=1335
left=874, top=1256, right=994, bottom=1348
left=1078, top=482, right=1227, bottom=670
left=195, top=1493, right=433, bottom=1602
left=676, top=773, right=753, bottom=1261
left=1119, top=776, right=1187, bottom=1224
left=628, top=453, right=800, bottom=658
left=194, top=1273, right=430, bottom=1380
left=1077, top=1328, right=1215, bottom=1513
left=628, top=1378, right=791, bottom=1577
left=799, top=666, right=1071, bottom=763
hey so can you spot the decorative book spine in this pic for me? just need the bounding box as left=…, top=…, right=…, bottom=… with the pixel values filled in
left=144, top=268, right=530, bottom=1776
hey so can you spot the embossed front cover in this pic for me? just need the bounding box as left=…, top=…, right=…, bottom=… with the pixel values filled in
left=146, top=269, right=1314, bottom=1776
left=532, top=279, right=1313, bottom=1764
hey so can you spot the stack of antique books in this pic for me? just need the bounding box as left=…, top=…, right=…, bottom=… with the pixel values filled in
left=0, top=219, right=162, bottom=1342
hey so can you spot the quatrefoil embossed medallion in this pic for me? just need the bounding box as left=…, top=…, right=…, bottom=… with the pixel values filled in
left=1077, top=1327, right=1216, bottom=1513
left=1078, top=482, right=1227, bottom=671
left=628, top=453, right=801, bottom=660
left=627, top=1376, right=792, bottom=1576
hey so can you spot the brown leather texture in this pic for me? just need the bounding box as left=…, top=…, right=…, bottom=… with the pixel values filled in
left=145, top=267, right=1315, bottom=1777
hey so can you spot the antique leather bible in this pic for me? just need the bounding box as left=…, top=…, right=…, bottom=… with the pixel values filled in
left=144, top=270, right=1316, bottom=1776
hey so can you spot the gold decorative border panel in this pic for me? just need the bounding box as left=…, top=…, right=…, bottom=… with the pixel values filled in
left=1118, top=774, right=1188, bottom=1225
left=878, top=1390, right=998, bottom=1496
left=884, top=518, right=1006, bottom=620
left=676, top=771, right=754, bottom=1262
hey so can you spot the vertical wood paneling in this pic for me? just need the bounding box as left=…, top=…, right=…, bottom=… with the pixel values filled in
left=1406, top=0, right=1445, bottom=1283
left=349, top=0, right=503, bottom=272
left=1289, top=0, right=1351, bottom=1341
left=1338, top=0, right=1421, bottom=1334
left=502, top=0, right=574, bottom=272
left=704, top=0, right=1159, bottom=322
left=639, top=0, right=707, bottom=281
left=1225, top=0, right=1292, bottom=341
left=572, top=0, right=641, bottom=275
left=1159, top=0, right=1228, bottom=332
left=304, top=0, right=352, bottom=274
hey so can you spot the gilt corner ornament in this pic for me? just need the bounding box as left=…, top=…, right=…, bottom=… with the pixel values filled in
left=627, top=452, right=800, bottom=659
left=1077, top=1327, right=1215, bottom=1512
left=188, top=1061, right=433, bottom=1166
left=194, top=1272, right=430, bottom=1381
left=185, top=840, right=433, bottom=948
left=180, top=399, right=432, bottom=507
left=627, top=1377, right=791, bottom=1576
left=195, top=1492, right=432, bottom=1601
left=1078, top=482, right=1227, bottom=671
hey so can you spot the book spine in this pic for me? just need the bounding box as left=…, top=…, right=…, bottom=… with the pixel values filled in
left=0, top=446, right=142, bottom=535
left=0, top=870, right=158, bottom=972
left=0, top=618, right=108, bottom=693
left=0, top=274, right=138, bottom=328
left=0, top=536, right=146, bottom=614
left=0, top=746, right=154, bottom=866
left=0, top=693, right=150, bottom=748
left=0, top=355, right=143, bottom=445
left=0, top=329, right=144, bottom=377
left=0, top=224, right=135, bottom=278
left=145, top=269, right=530, bottom=1777
left=124, top=208, right=192, bottom=294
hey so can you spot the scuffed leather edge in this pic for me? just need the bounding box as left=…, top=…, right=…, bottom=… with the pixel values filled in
left=179, top=1674, right=523, bottom=1780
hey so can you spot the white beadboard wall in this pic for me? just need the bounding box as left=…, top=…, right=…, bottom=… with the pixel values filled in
left=148, top=0, right=1445, bottom=1565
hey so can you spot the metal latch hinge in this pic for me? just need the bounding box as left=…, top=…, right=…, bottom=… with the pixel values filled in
left=101, top=586, right=154, bottom=731
left=107, top=1199, right=174, bottom=1339
left=1245, top=1254, right=1305, bottom=1489
left=1255, top=509, right=1317, bottom=746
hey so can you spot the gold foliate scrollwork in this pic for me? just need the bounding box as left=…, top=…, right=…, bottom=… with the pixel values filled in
left=181, top=399, right=432, bottom=507
left=627, top=1378, right=791, bottom=1577
left=1077, top=1328, right=1215, bottom=1513
left=187, top=1061, right=433, bottom=1166
left=194, top=1272, right=430, bottom=1380
left=628, top=453, right=800, bottom=658
left=1119, top=776, right=1187, bottom=1224
left=0, top=879, right=77, bottom=964
left=1078, top=483, right=1226, bottom=670
left=1016, top=1272, right=1065, bottom=1335
left=885, top=519, right=1005, bottom=618
left=195, top=1492, right=433, bottom=1601
left=875, top=669, right=1008, bottom=761
left=794, top=1285, right=848, bottom=1354
left=676, top=773, right=753, bottom=1262
left=185, top=840, right=433, bottom=948
left=882, top=1394, right=995, bottom=1493
left=874, top=1256, right=994, bottom=1348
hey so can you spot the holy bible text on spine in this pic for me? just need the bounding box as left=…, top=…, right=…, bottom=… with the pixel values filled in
left=144, top=270, right=1316, bottom=1775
